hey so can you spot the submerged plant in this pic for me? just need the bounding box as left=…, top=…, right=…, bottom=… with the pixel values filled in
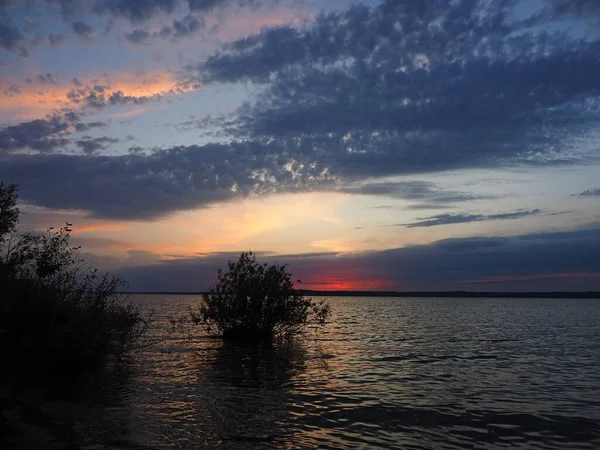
left=191, top=252, right=330, bottom=342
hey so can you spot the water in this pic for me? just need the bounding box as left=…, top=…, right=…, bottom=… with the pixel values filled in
left=51, top=295, right=600, bottom=449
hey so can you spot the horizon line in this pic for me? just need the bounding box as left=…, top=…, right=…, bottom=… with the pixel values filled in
left=123, top=290, right=600, bottom=298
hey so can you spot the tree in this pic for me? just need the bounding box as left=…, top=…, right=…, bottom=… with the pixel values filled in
left=0, top=182, right=19, bottom=245
left=0, top=182, right=148, bottom=373
left=191, top=252, right=330, bottom=342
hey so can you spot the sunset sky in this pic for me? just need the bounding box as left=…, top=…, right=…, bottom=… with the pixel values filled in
left=1, top=0, right=600, bottom=291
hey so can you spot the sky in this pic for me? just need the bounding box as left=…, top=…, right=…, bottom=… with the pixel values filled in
left=1, top=0, right=600, bottom=292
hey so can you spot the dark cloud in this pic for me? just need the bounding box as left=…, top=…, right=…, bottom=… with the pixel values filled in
left=72, top=20, right=95, bottom=39
left=0, top=17, right=25, bottom=52
left=117, top=228, right=600, bottom=292
left=341, top=181, right=480, bottom=203
left=192, top=0, right=600, bottom=177
left=405, top=204, right=455, bottom=211
left=0, top=0, right=260, bottom=59
left=0, top=139, right=336, bottom=218
left=547, top=210, right=571, bottom=216
left=48, top=32, right=69, bottom=47
left=401, top=209, right=542, bottom=228
left=124, top=28, right=150, bottom=44
left=74, top=121, right=107, bottom=132
left=3, top=84, right=20, bottom=96
left=90, top=0, right=263, bottom=24
left=93, top=0, right=179, bottom=23
left=529, top=0, right=600, bottom=24
left=187, top=0, right=238, bottom=12
left=0, top=116, right=71, bottom=153
left=3, top=0, right=249, bottom=55
left=2, top=0, right=600, bottom=221
left=26, top=73, right=58, bottom=85
left=158, top=13, right=205, bottom=40
left=0, top=112, right=105, bottom=155
left=74, top=136, right=119, bottom=154
left=0, top=137, right=499, bottom=219
left=127, top=145, right=145, bottom=154
left=126, top=13, right=206, bottom=44
left=579, top=188, right=600, bottom=197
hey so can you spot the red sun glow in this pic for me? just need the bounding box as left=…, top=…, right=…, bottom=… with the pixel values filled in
left=301, top=276, right=394, bottom=291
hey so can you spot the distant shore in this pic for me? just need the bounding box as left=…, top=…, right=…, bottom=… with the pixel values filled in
left=125, top=290, right=600, bottom=298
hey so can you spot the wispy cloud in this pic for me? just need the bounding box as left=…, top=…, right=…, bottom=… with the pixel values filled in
left=399, top=209, right=542, bottom=228
left=578, top=188, right=600, bottom=197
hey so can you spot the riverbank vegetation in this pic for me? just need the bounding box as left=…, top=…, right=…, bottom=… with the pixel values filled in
left=0, top=182, right=147, bottom=376
left=191, top=251, right=330, bottom=342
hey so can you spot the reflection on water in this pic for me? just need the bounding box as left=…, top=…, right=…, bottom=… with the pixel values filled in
left=205, top=340, right=308, bottom=388
left=47, top=296, right=600, bottom=449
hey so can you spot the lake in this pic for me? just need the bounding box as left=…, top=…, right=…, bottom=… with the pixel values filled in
left=50, top=295, right=600, bottom=449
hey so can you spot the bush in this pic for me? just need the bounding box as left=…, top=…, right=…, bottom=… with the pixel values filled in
left=0, top=183, right=148, bottom=374
left=191, top=252, right=330, bottom=342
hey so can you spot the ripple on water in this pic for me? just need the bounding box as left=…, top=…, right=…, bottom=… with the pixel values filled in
left=53, top=295, right=600, bottom=449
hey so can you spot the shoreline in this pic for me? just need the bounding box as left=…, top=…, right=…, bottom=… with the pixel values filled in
left=123, top=290, right=600, bottom=298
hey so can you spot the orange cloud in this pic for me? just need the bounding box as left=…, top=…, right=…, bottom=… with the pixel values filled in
left=0, top=69, right=196, bottom=121
left=73, top=222, right=132, bottom=233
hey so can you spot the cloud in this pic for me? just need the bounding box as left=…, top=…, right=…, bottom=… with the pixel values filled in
left=0, top=111, right=106, bottom=154
left=191, top=0, right=600, bottom=174
left=92, top=0, right=179, bottom=23
left=116, top=228, right=600, bottom=292
left=48, top=33, right=69, bottom=47
left=124, top=28, right=150, bottom=44
left=2, top=0, right=600, bottom=221
left=3, top=85, right=20, bottom=97
left=72, top=20, right=95, bottom=39
left=0, top=16, right=25, bottom=52
left=187, top=0, right=249, bottom=13
left=0, top=116, right=70, bottom=153
left=26, top=73, right=58, bottom=85
left=401, top=209, right=542, bottom=228
left=0, top=137, right=497, bottom=219
left=74, top=121, right=107, bottom=132
left=340, top=181, right=480, bottom=203
left=158, top=13, right=205, bottom=40
left=38, top=0, right=265, bottom=23
left=405, top=204, right=455, bottom=211
left=1, top=69, right=192, bottom=120
left=0, top=139, right=333, bottom=218
left=74, top=136, right=120, bottom=154
left=528, top=0, right=600, bottom=24
left=0, top=0, right=280, bottom=55
left=126, top=13, right=207, bottom=45
left=66, top=85, right=156, bottom=109
left=578, top=188, right=600, bottom=197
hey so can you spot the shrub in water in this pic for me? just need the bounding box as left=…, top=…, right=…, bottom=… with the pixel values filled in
left=191, top=252, right=330, bottom=342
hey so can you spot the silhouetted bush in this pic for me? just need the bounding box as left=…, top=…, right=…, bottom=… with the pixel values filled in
left=191, top=252, right=330, bottom=342
left=0, top=183, right=147, bottom=374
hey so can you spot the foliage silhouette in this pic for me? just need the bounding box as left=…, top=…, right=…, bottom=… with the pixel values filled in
left=191, top=251, right=330, bottom=342
left=0, top=182, right=19, bottom=245
left=0, top=182, right=148, bottom=374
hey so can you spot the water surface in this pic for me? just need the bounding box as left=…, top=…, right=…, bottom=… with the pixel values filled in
left=53, top=296, right=600, bottom=449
